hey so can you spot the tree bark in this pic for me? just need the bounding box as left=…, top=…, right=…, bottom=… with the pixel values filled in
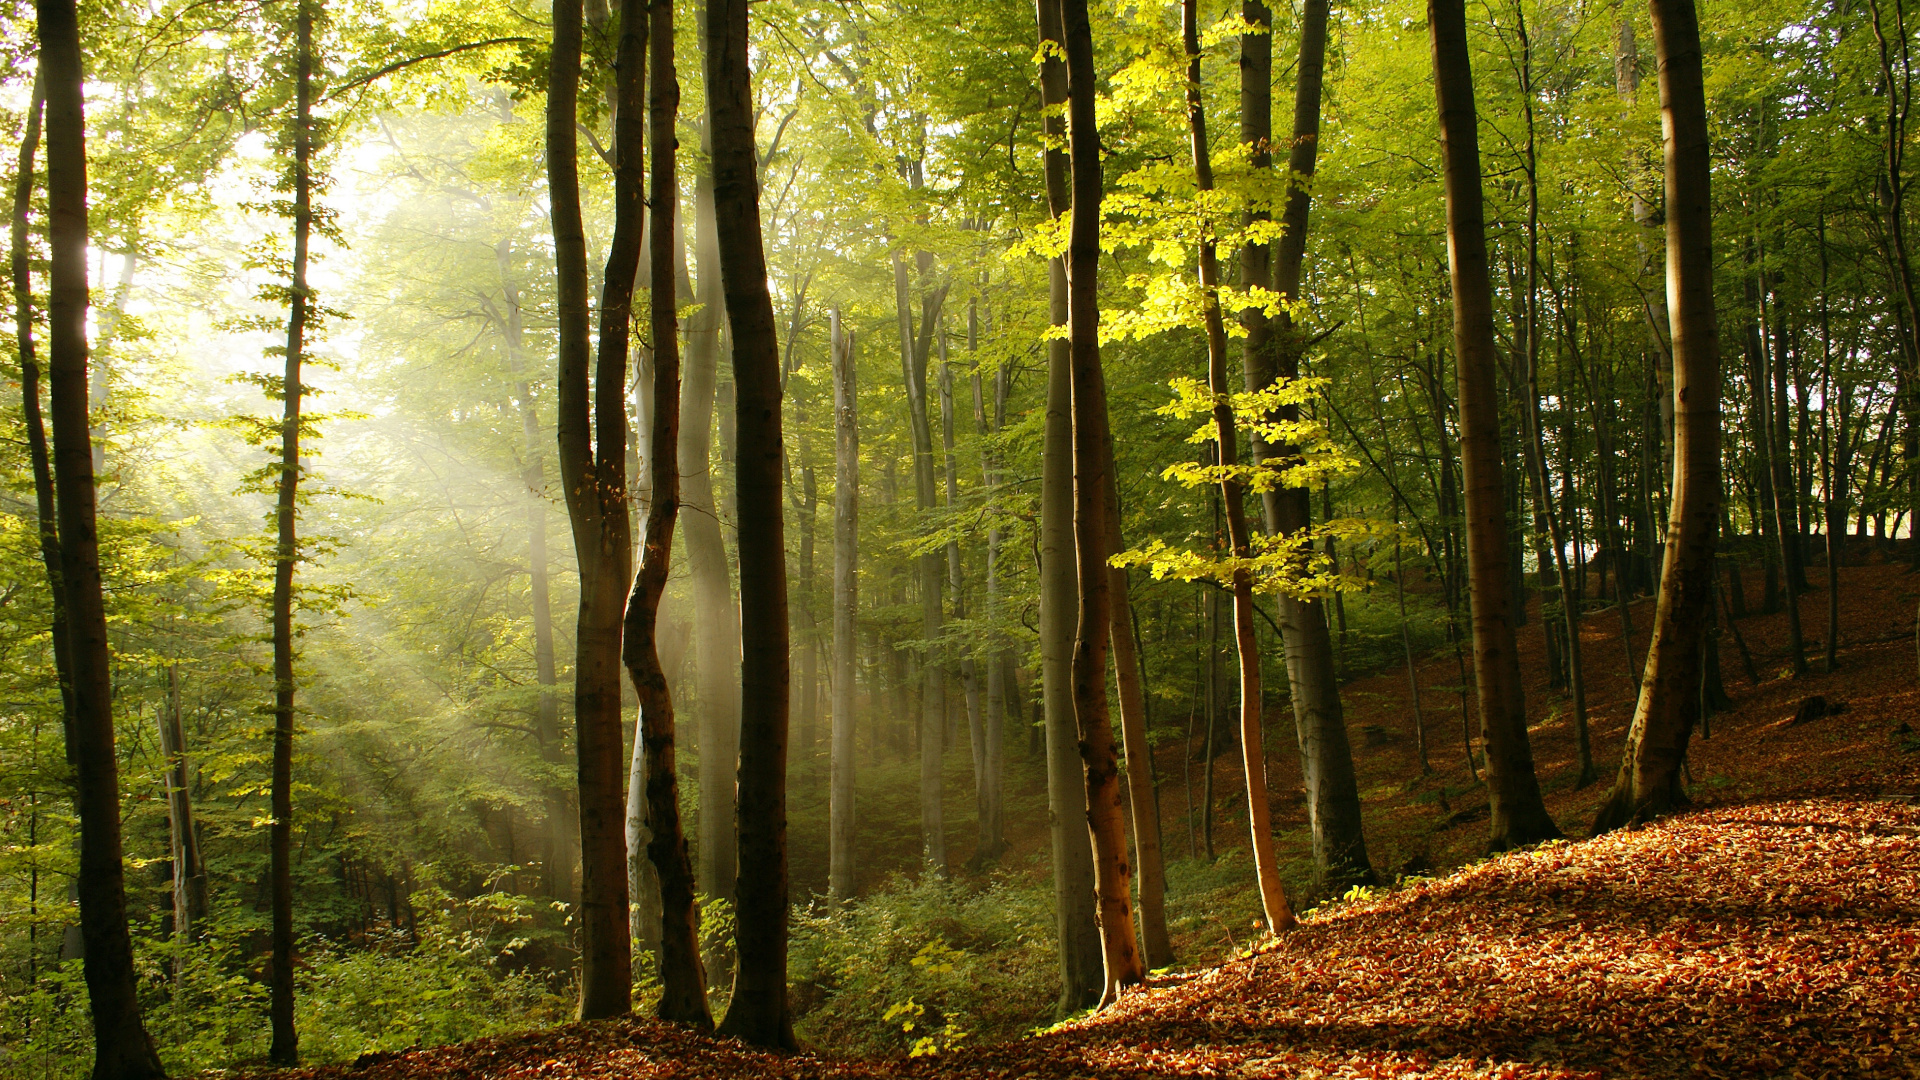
left=1035, top=0, right=1103, bottom=1014
left=268, top=5, right=316, bottom=1061
left=39, top=0, right=166, bottom=1067
left=1104, top=481, right=1168, bottom=963
left=551, top=0, right=637, bottom=1017
left=158, top=667, right=207, bottom=962
left=706, top=0, right=795, bottom=1045
left=1061, top=0, right=1145, bottom=1008
left=621, top=0, right=710, bottom=1021
left=1592, top=0, right=1723, bottom=834
left=895, top=248, right=949, bottom=876
left=1254, top=0, right=1375, bottom=891
left=1183, top=0, right=1296, bottom=935
left=1429, top=0, right=1561, bottom=851
left=829, top=310, right=860, bottom=903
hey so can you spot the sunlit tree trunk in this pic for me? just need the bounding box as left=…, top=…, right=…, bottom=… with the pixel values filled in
left=829, top=310, right=860, bottom=903
left=706, top=0, right=795, bottom=1045
left=1183, top=0, right=1296, bottom=936
left=1592, top=0, right=1723, bottom=834
left=1429, top=0, right=1560, bottom=851
left=40, top=0, right=165, bottom=1068
left=1062, top=0, right=1144, bottom=1008
left=551, top=0, right=638, bottom=1017
left=1035, top=0, right=1103, bottom=1014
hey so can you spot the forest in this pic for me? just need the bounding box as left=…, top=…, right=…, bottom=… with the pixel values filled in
left=3, top=0, right=1919, bottom=1075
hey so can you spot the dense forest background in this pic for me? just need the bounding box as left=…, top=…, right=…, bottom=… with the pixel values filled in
left=0, top=0, right=1911, bottom=1074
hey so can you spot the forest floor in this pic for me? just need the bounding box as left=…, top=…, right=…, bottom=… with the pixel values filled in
left=249, top=553, right=1920, bottom=1078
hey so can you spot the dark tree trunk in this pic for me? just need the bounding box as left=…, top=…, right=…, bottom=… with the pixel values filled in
left=1035, top=0, right=1103, bottom=1014
left=1061, top=0, right=1145, bottom=1008
left=268, top=5, right=316, bottom=1062
left=1592, top=0, right=1724, bottom=834
left=158, top=668, right=207, bottom=960
left=621, top=0, right=710, bottom=1027
left=39, top=0, right=165, bottom=1069
left=1429, top=0, right=1560, bottom=851
left=829, top=310, right=859, bottom=903
left=1183, top=0, right=1296, bottom=933
left=550, top=0, right=636, bottom=1018
left=706, top=0, right=795, bottom=1046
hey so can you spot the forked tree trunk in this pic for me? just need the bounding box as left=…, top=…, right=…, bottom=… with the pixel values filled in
left=895, top=249, right=949, bottom=876
left=1183, top=0, right=1295, bottom=935
left=1429, top=0, right=1561, bottom=851
left=1254, top=0, right=1374, bottom=891
left=1104, top=475, right=1168, bottom=963
left=269, top=5, right=316, bottom=1062
left=1592, top=0, right=1723, bottom=834
left=40, top=0, right=166, bottom=1068
left=706, top=0, right=795, bottom=1046
left=1061, top=0, right=1145, bottom=1008
left=1035, top=0, right=1103, bottom=1014
left=621, top=0, right=710, bottom=1022
left=551, top=0, right=638, bottom=1017
left=829, top=310, right=860, bottom=903
left=158, top=668, right=207, bottom=959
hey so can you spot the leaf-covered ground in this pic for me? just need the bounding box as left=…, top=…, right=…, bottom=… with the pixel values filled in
left=249, top=795, right=1920, bottom=1079
left=242, top=559, right=1920, bottom=1079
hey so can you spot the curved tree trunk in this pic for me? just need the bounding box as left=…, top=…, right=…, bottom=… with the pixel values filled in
left=1035, top=0, right=1104, bottom=1014
left=1429, top=0, right=1561, bottom=851
left=1592, top=0, right=1724, bottom=835
left=39, top=0, right=166, bottom=1068
left=705, top=0, right=795, bottom=1046
left=622, top=0, right=709, bottom=1022
left=1183, top=0, right=1296, bottom=936
left=1061, top=0, right=1145, bottom=1009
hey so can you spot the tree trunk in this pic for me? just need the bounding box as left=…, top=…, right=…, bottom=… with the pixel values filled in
left=39, top=0, right=166, bottom=1067
left=1255, top=0, right=1375, bottom=891
left=1429, top=0, right=1560, bottom=851
left=621, top=1, right=710, bottom=1021
left=551, top=0, right=638, bottom=1017
left=268, top=5, right=316, bottom=1061
left=705, top=0, right=795, bottom=1045
left=1062, top=0, right=1145, bottom=1008
left=684, top=160, right=741, bottom=922
left=1035, top=0, right=1104, bottom=1015
left=967, top=306, right=1008, bottom=866
left=896, top=248, right=949, bottom=876
left=1592, top=0, right=1723, bottom=835
left=158, top=667, right=207, bottom=963
left=1183, top=0, right=1296, bottom=934
left=830, top=310, right=860, bottom=903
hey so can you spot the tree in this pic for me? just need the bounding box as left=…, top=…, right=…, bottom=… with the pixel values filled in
left=619, top=0, right=710, bottom=1027
left=1428, top=0, right=1560, bottom=852
left=829, top=308, right=859, bottom=904
left=38, top=0, right=166, bottom=1069
left=1592, top=0, right=1724, bottom=834
left=706, top=0, right=796, bottom=1047
left=549, top=0, right=637, bottom=1019
left=1061, top=0, right=1144, bottom=1008
left=1180, top=0, right=1295, bottom=937
left=1034, top=0, right=1104, bottom=1014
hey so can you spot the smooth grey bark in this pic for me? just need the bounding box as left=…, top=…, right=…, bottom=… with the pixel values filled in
left=829, top=310, right=860, bottom=902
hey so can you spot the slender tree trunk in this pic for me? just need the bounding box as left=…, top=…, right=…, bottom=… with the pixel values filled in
left=938, top=346, right=990, bottom=867
left=684, top=163, right=740, bottom=922
left=621, top=0, right=710, bottom=1021
left=966, top=306, right=1008, bottom=866
left=1429, top=0, right=1561, bottom=851
left=1592, top=0, right=1723, bottom=834
left=1183, top=0, right=1296, bottom=933
left=1246, top=0, right=1374, bottom=892
left=1104, top=474, right=1169, bottom=963
left=40, top=0, right=165, bottom=1068
left=551, top=0, right=638, bottom=1016
left=1035, top=0, right=1103, bottom=1014
left=706, top=0, right=794, bottom=1044
left=896, top=250, right=949, bottom=876
left=829, top=310, right=860, bottom=903
left=158, top=667, right=207, bottom=964
left=1062, top=0, right=1145, bottom=1007
left=267, top=6, right=317, bottom=1061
